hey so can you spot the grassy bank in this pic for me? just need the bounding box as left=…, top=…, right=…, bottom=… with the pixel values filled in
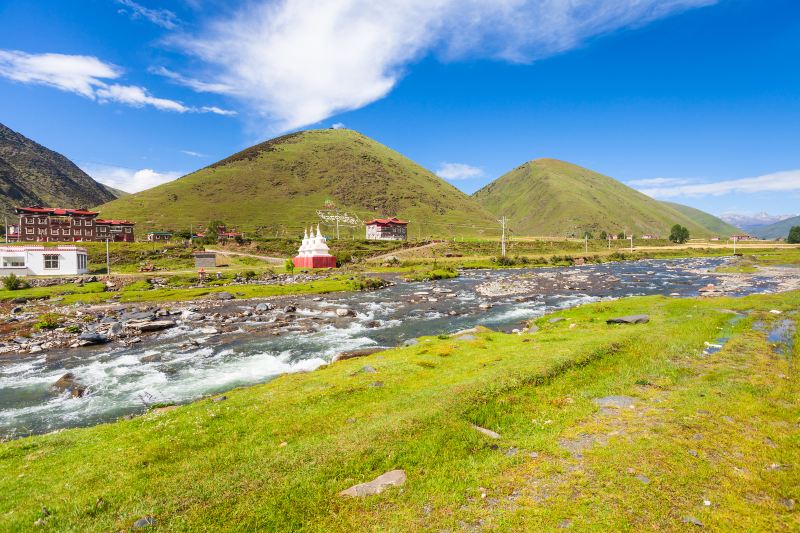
left=0, top=277, right=374, bottom=305
left=0, top=291, right=797, bottom=530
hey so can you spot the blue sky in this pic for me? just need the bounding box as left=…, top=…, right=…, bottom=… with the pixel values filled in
left=1, top=0, right=798, bottom=218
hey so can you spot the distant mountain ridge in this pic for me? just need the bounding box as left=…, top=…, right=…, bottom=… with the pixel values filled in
left=97, top=129, right=499, bottom=238
left=749, top=215, right=800, bottom=240
left=719, top=212, right=798, bottom=235
left=473, top=158, right=733, bottom=238
left=0, top=122, right=116, bottom=219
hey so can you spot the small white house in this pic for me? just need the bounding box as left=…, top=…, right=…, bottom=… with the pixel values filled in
left=0, top=246, right=89, bottom=276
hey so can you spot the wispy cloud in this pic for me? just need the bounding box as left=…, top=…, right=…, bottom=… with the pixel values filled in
left=81, top=163, right=182, bottom=193
left=638, top=170, right=800, bottom=198
left=0, top=49, right=235, bottom=115
left=180, top=150, right=206, bottom=157
left=116, top=0, right=180, bottom=30
left=172, top=0, right=717, bottom=131
left=627, top=177, right=694, bottom=187
left=436, top=162, right=484, bottom=180
left=149, top=66, right=234, bottom=94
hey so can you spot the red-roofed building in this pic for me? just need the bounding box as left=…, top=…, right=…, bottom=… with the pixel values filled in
left=10, top=206, right=135, bottom=242
left=365, top=217, right=408, bottom=241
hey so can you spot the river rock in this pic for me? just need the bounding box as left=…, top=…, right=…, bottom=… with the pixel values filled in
left=403, top=339, right=419, bottom=346
left=122, top=310, right=155, bottom=321
left=10, top=297, right=27, bottom=304
left=255, top=303, right=272, bottom=312
left=127, top=320, right=176, bottom=332
left=336, top=308, right=356, bottom=317
left=78, top=332, right=109, bottom=345
left=339, top=469, right=407, bottom=497
left=52, top=372, right=86, bottom=398
left=181, top=311, right=204, bottom=321
left=606, top=315, right=649, bottom=324
left=140, top=354, right=162, bottom=363
left=215, top=291, right=235, bottom=300
left=283, top=305, right=297, bottom=313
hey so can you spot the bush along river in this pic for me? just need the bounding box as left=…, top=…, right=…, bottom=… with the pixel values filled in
left=1, top=256, right=798, bottom=439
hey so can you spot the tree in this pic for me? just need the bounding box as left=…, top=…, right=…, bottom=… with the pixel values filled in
left=669, top=224, right=690, bottom=244
left=788, top=226, right=800, bottom=244
left=599, top=231, right=608, bottom=240
left=583, top=231, right=594, bottom=240
left=284, top=258, right=295, bottom=273
left=617, top=232, right=626, bottom=240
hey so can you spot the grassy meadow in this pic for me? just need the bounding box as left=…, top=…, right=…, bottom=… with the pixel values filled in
left=0, top=291, right=797, bottom=531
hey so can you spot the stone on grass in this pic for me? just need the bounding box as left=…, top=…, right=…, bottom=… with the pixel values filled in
left=606, top=315, right=649, bottom=324
left=332, top=347, right=384, bottom=363
left=472, top=424, right=501, bottom=439
left=212, top=395, right=227, bottom=402
left=132, top=516, right=157, bottom=529
left=339, top=469, right=406, bottom=497
left=215, top=292, right=235, bottom=300
left=682, top=516, right=703, bottom=527
left=593, top=395, right=636, bottom=409
left=548, top=317, right=566, bottom=324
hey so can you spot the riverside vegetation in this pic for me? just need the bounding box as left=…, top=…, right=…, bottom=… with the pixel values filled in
left=0, top=290, right=797, bottom=530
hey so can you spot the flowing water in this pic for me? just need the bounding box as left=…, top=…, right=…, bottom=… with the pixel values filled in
left=0, top=257, right=786, bottom=439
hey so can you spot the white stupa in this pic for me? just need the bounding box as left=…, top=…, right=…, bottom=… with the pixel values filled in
left=293, top=224, right=336, bottom=268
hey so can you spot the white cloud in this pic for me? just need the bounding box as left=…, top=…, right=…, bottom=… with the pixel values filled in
left=331, top=122, right=346, bottom=130
left=149, top=66, right=234, bottom=94
left=435, top=162, right=484, bottom=180
left=173, top=0, right=717, bottom=130
left=0, top=49, right=235, bottom=115
left=638, top=170, right=800, bottom=198
left=180, top=150, right=205, bottom=157
left=627, top=177, right=694, bottom=187
left=81, top=163, right=183, bottom=193
left=116, top=0, right=179, bottom=29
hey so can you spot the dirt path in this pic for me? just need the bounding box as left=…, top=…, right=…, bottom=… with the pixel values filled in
left=367, top=241, right=444, bottom=262
left=205, top=248, right=285, bottom=265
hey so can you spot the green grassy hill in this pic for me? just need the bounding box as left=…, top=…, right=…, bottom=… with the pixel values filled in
left=751, top=215, right=800, bottom=240
left=660, top=201, right=741, bottom=237
left=97, top=129, right=499, bottom=239
left=473, top=159, right=722, bottom=238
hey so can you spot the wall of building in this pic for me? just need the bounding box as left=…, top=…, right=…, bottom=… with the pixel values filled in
left=0, top=248, right=89, bottom=276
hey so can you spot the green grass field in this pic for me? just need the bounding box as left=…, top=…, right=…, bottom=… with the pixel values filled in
left=1, top=291, right=797, bottom=531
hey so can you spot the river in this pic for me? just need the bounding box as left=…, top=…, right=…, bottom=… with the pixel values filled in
left=0, top=256, right=786, bottom=439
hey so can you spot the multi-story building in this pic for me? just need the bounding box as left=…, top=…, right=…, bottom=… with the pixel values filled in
left=364, top=217, right=408, bottom=241
left=9, top=206, right=135, bottom=243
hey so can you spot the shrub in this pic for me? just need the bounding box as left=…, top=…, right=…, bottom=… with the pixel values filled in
left=35, top=313, right=63, bottom=330
left=2, top=273, right=23, bottom=291
left=64, top=325, right=82, bottom=334
left=335, top=252, right=353, bottom=267
left=284, top=259, right=295, bottom=273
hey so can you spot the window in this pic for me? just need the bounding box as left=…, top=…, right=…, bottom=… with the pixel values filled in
left=63, top=229, right=70, bottom=236
left=51, top=229, right=59, bottom=235
left=25, top=227, right=34, bottom=235
left=85, top=220, right=93, bottom=227
left=77, top=254, right=87, bottom=270
left=98, top=226, right=107, bottom=233
left=44, top=254, right=59, bottom=269
left=1, top=256, right=24, bottom=268
left=85, top=231, right=93, bottom=237
left=124, top=227, right=132, bottom=233
left=38, top=218, right=46, bottom=225
left=25, top=217, right=34, bottom=224
left=74, top=219, right=82, bottom=226
left=74, top=229, right=82, bottom=236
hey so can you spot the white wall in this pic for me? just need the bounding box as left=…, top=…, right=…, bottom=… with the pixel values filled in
left=0, top=248, right=89, bottom=276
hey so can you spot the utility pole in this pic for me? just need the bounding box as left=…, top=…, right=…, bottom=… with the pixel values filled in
left=3, top=216, right=7, bottom=244
left=630, top=235, right=634, bottom=252
left=733, top=236, right=737, bottom=255
left=499, top=216, right=507, bottom=257
left=584, top=234, right=588, bottom=254
left=105, top=237, right=111, bottom=276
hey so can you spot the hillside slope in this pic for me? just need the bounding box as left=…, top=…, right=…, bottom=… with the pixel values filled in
left=752, top=215, right=800, bottom=240
left=98, top=129, right=498, bottom=238
left=0, top=123, right=116, bottom=218
left=473, top=159, right=719, bottom=237
left=660, top=201, right=741, bottom=237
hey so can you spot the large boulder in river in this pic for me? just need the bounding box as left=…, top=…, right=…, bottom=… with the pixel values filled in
left=78, top=332, right=109, bottom=345
left=336, top=308, right=356, bottom=317
left=126, top=320, right=176, bottom=332
left=52, top=372, right=87, bottom=398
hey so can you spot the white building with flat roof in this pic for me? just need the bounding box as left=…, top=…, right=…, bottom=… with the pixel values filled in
left=0, top=246, right=89, bottom=276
